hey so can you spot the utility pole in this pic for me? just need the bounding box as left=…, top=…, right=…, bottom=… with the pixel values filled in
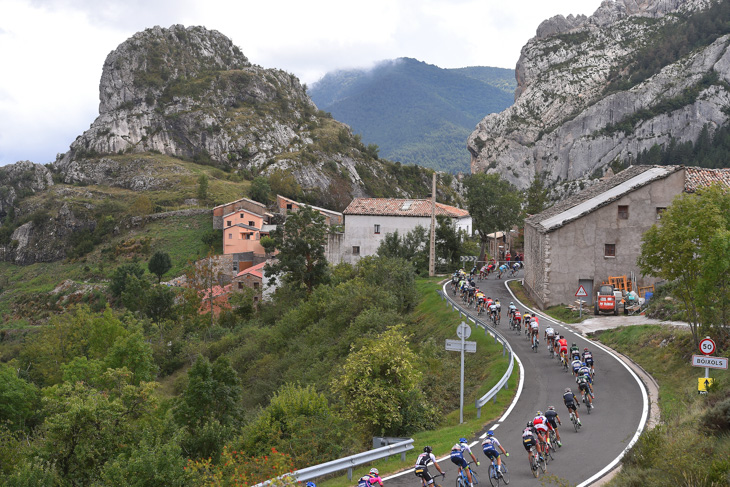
left=429, top=172, right=436, bottom=277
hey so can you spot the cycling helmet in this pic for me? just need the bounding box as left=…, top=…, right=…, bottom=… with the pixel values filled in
left=536, top=410, right=543, bottom=416
left=560, top=335, right=565, bottom=339
left=584, top=347, right=589, bottom=351
left=459, top=437, right=467, bottom=444
left=487, top=430, right=494, bottom=437
left=565, top=387, right=571, bottom=393
left=370, top=468, right=379, bottom=476
left=582, top=362, right=587, bottom=367
left=510, top=302, right=514, bottom=306
left=548, top=406, right=555, bottom=411
left=572, top=343, right=577, bottom=347
left=306, top=483, right=316, bottom=487
left=424, top=446, right=432, bottom=453
left=527, top=421, right=534, bottom=427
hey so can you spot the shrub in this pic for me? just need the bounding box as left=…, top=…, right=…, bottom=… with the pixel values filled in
left=701, top=395, right=730, bottom=434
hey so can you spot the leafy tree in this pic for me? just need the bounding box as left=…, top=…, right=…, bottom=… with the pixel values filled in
left=148, top=251, right=172, bottom=283
left=186, top=446, right=296, bottom=487
left=464, top=173, right=524, bottom=260
left=60, top=357, right=104, bottom=386
left=638, top=185, right=730, bottom=345
left=0, top=364, right=39, bottom=432
left=376, top=225, right=429, bottom=274
left=248, top=176, right=271, bottom=203
left=144, top=284, right=177, bottom=324
left=130, top=195, right=153, bottom=216
left=435, top=215, right=462, bottom=269
left=238, top=383, right=354, bottom=465
left=109, top=263, right=145, bottom=298
left=524, top=173, right=549, bottom=215
left=268, top=169, right=302, bottom=201
left=104, top=331, right=158, bottom=385
left=331, top=324, right=437, bottom=436
left=265, top=205, right=330, bottom=293
left=185, top=250, right=227, bottom=335
left=99, top=436, right=193, bottom=487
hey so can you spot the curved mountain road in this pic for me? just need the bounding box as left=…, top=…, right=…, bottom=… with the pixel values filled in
left=385, top=275, right=647, bottom=487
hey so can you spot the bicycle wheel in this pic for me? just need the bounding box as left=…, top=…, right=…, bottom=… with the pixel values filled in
left=530, top=455, right=539, bottom=478
left=488, top=465, right=498, bottom=487
left=456, top=474, right=464, bottom=487
left=470, top=468, right=479, bottom=485
left=538, top=457, right=546, bottom=473
left=546, top=443, right=554, bottom=462
left=500, top=462, right=509, bottom=485
left=540, top=443, right=549, bottom=465
left=573, top=417, right=579, bottom=432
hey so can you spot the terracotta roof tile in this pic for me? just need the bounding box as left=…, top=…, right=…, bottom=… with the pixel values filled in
left=684, top=167, right=730, bottom=192
left=343, top=198, right=468, bottom=218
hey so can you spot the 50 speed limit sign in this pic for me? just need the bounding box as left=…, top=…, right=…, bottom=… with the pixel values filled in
left=699, top=337, right=716, bottom=356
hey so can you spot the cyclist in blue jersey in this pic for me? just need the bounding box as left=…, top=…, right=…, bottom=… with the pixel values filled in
left=481, top=431, right=509, bottom=479
left=451, top=437, right=479, bottom=487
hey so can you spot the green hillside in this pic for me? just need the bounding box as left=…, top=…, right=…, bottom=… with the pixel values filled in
left=309, top=58, right=515, bottom=174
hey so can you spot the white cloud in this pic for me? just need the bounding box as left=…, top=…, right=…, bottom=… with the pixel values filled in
left=0, top=0, right=604, bottom=166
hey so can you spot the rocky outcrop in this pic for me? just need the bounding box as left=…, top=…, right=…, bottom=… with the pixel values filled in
left=0, top=161, right=54, bottom=219
left=51, top=24, right=390, bottom=201
left=469, top=0, right=726, bottom=189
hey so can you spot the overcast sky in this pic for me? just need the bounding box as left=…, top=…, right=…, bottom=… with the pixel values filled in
left=0, top=0, right=604, bottom=167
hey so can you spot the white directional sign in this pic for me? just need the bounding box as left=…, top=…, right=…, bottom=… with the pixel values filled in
left=457, top=322, right=472, bottom=339
left=699, top=337, right=716, bottom=356
left=692, top=354, right=728, bottom=370
left=460, top=256, right=477, bottom=262
left=575, top=285, right=588, bottom=297
left=445, top=339, right=477, bottom=353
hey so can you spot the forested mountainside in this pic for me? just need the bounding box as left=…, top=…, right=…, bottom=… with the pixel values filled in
left=469, top=0, right=730, bottom=190
left=309, top=58, right=515, bottom=174
left=0, top=25, right=461, bottom=266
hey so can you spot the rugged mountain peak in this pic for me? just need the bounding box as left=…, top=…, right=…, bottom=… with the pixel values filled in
left=471, top=0, right=729, bottom=190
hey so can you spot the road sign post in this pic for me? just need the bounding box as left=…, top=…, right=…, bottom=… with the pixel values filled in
left=698, top=337, right=718, bottom=379
left=446, top=322, right=476, bottom=424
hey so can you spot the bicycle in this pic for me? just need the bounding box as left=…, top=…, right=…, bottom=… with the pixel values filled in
left=560, top=353, right=569, bottom=373
left=569, top=408, right=581, bottom=432
left=528, top=446, right=545, bottom=478
left=548, top=427, right=560, bottom=450
left=417, top=468, right=444, bottom=487
left=456, top=461, right=479, bottom=487
left=531, top=334, right=539, bottom=352
left=487, top=457, right=509, bottom=486
left=581, top=388, right=593, bottom=414
left=538, top=437, right=554, bottom=465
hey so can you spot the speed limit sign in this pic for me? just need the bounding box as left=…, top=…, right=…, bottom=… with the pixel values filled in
left=699, top=337, right=716, bottom=356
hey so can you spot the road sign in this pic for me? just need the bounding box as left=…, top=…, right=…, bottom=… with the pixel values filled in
left=575, top=285, right=588, bottom=297
left=698, top=377, right=715, bottom=393
left=445, top=339, right=477, bottom=353
left=699, top=337, right=716, bottom=355
left=457, top=322, right=472, bottom=339
left=692, top=355, right=728, bottom=369
left=460, top=256, right=477, bottom=262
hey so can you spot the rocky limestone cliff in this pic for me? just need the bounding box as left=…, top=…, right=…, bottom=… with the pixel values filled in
left=0, top=161, right=54, bottom=218
left=469, top=0, right=726, bottom=189
left=52, top=25, right=399, bottom=201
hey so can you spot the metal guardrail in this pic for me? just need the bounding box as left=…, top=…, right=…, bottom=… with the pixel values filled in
left=254, top=439, right=413, bottom=486
left=437, top=287, right=516, bottom=418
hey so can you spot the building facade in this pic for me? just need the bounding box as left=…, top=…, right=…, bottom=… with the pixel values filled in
left=523, top=165, right=730, bottom=309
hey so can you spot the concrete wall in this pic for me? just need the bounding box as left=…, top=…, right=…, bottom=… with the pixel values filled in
left=325, top=232, right=345, bottom=264
left=524, top=169, right=685, bottom=308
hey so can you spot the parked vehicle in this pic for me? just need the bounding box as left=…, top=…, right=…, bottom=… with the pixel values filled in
left=594, top=285, right=618, bottom=315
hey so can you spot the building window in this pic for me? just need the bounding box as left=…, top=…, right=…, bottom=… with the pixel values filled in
left=227, top=220, right=232, bottom=226
left=228, top=233, right=232, bottom=239
left=286, top=203, right=293, bottom=210
left=253, top=282, right=260, bottom=289
left=245, top=234, right=251, bottom=240
left=254, top=296, right=259, bottom=302
left=249, top=221, right=255, bottom=227
left=374, top=224, right=380, bottom=234
left=656, top=207, right=666, bottom=220
left=604, top=244, right=616, bottom=257
left=352, top=246, right=360, bottom=255
left=238, top=282, right=243, bottom=289
left=618, top=205, right=629, bottom=219
left=240, top=213, right=244, bottom=218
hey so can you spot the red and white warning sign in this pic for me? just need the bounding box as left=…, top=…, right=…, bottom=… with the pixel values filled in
left=575, top=285, right=588, bottom=297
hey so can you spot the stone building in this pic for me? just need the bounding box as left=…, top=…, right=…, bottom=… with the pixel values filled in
left=523, top=165, right=730, bottom=309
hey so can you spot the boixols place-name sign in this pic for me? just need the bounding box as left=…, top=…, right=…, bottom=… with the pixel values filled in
left=691, top=354, right=729, bottom=370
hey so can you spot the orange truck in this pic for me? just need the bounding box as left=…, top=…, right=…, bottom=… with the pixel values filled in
left=594, top=284, right=619, bottom=315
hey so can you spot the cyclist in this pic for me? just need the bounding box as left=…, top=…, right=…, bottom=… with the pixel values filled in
left=530, top=315, right=540, bottom=348
left=577, top=362, right=593, bottom=386
left=451, top=437, right=479, bottom=487
left=570, top=343, right=581, bottom=362
left=532, top=410, right=550, bottom=451
left=497, top=263, right=508, bottom=279
left=571, top=356, right=583, bottom=376
left=489, top=300, right=499, bottom=323
left=582, top=347, right=595, bottom=376
left=494, top=299, right=502, bottom=321
left=513, top=310, right=522, bottom=331
left=415, top=446, right=445, bottom=487
left=522, top=421, right=540, bottom=468
left=306, top=483, right=316, bottom=487
left=544, top=406, right=562, bottom=447
left=563, top=387, right=581, bottom=425
left=577, top=373, right=594, bottom=409
left=557, top=335, right=569, bottom=363
left=470, top=265, right=478, bottom=278
left=544, top=325, right=556, bottom=351
left=510, top=261, right=521, bottom=276
left=507, top=302, right=517, bottom=321
left=475, top=289, right=486, bottom=314
left=358, top=468, right=384, bottom=487
left=479, top=265, right=487, bottom=280
left=481, top=431, right=509, bottom=479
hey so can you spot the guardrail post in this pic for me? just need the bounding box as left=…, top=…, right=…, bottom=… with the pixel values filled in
left=476, top=406, right=481, bottom=419
left=401, top=451, right=407, bottom=461
left=502, top=343, right=506, bottom=356
left=348, top=467, right=353, bottom=480
left=493, top=393, right=498, bottom=404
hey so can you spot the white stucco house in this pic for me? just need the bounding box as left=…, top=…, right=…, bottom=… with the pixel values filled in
left=338, top=198, right=471, bottom=264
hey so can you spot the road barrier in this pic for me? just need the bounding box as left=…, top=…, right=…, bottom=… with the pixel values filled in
left=438, top=287, right=515, bottom=418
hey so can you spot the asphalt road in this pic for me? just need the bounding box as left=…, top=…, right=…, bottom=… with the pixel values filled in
left=384, top=274, right=647, bottom=487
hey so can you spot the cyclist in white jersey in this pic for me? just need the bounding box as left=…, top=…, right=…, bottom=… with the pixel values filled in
left=414, top=446, right=445, bottom=487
